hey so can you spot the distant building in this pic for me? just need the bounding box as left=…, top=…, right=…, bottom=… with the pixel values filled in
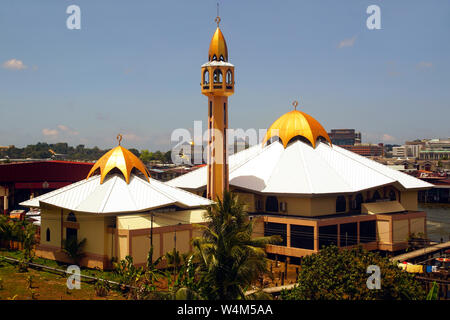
left=341, top=143, right=384, bottom=157
left=392, top=146, right=407, bottom=158
left=328, top=129, right=361, bottom=146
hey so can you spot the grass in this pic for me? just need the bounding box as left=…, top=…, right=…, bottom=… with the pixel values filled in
left=0, top=249, right=124, bottom=300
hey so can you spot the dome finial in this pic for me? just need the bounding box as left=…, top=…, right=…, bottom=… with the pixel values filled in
left=292, top=100, right=299, bottom=110
left=215, top=2, right=221, bottom=27
left=117, top=133, right=122, bottom=146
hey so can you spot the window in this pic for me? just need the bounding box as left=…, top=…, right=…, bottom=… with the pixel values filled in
left=336, top=196, right=346, bottom=213
left=340, top=223, right=357, bottom=247
left=219, top=55, right=224, bottom=61
left=264, top=222, right=287, bottom=246
left=318, top=225, right=338, bottom=249
left=360, top=220, right=376, bottom=243
left=372, top=191, right=381, bottom=202
left=226, top=70, right=232, bottom=84
left=389, top=190, right=396, bottom=201
left=265, top=196, right=279, bottom=212
left=203, top=70, right=209, bottom=84
left=354, top=193, right=363, bottom=212
left=291, top=225, right=314, bottom=250
left=212, top=54, right=217, bottom=61
left=67, top=212, right=77, bottom=222
left=213, top=69, right=223, bottom=83
left=46, top=228, right=50, bottom=242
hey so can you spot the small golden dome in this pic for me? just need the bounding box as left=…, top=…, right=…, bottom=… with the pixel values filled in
left=208, top=27, right=228, bottom=62
left=87, top=136, right=150, bottom=184
left=263, top=102, right=332, bottom=148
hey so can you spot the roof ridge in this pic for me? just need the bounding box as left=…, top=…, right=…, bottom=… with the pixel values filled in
left=98, top=175, right=120, bottom=213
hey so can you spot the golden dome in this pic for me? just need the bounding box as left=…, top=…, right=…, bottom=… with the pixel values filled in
left=86, top=137, right=150, bottom=184
left=208, top=27, right=228, bottom=62
left=263, top=102, right=332, bottom=149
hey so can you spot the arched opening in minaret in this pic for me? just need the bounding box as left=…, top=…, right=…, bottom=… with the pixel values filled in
left=213, top=69, right=223, bottom=83
left=226, top=70, right=232, bottom=84
left=203, top=70, right=209, bottom=84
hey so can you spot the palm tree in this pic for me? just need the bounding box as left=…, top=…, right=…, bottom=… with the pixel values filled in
left=192, top=191, right=281, bottom=300
left=62, top=237, right=87, bottom=266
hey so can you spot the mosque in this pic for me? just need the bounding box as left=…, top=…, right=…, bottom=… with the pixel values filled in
left=21, top=15, right=433, bottom=268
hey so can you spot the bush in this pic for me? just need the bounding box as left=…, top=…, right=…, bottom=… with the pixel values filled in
left=281, top=245, right=426, bottom=300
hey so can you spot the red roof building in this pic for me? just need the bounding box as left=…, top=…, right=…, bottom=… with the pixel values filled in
left=0, top=160, right=93, bottom=214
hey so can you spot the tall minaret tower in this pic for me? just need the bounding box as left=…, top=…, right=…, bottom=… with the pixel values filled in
left=201, top=15, right=235, bottom=200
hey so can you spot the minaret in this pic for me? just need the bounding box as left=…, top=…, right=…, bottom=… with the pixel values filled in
left=201, top=15, right=235, bottom=200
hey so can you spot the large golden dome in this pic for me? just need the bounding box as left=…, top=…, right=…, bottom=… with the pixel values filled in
left=86, top=137, right=150, bottom=184
left=208, top=26, right=228, bottom=62
left=263, top=102, right=332, bottom=148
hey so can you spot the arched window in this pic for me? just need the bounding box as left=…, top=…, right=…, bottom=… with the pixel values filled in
left=212, top=54, right=217, bottom=61
left=355, top=193, right=363, bottom=212
left=226, top=70, right=233, bottom=84
left=372, top=191, right=381, bottom=202
left=219, top=55, right=224, bottom=61
left=213, top=69, right=223, bottom=83
left=389, top=190, right=396, bottom=201
left=67, top=212, right=77, bottom=222
left=265, top=196, right=279, bottom=212
left=336, top=196, right=346, bottom=213
left=203, top=70, right=209, bottom=84
left=46, top=228, right=50, bottom=242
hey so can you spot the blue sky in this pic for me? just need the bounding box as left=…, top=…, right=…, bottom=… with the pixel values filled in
left=0, top=0, right=449, bottom=150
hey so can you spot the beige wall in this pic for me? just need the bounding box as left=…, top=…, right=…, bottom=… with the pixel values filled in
left=377, top=220, right=390, bottom=244
left=400, top=191, right=418, bottom=211
left=393, top=220, right=409, bottom=243
left=132, top=235, right=150, bottom=265
left=40, top=205, right=62, bottom=247
left=410, top=217, right=425, bottom=235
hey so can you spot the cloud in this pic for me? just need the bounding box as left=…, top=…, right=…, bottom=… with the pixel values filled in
left=2, top=59, right=27, bottom=70
left=42, top=125, right=79, bottom=138
left=338, top=36, right=357, bottom=49
left=417, top=61, right=433, bottom=69
left=381, top=134, right=396, bottom=142
left=57, top=124, right=79, bottom=136
left=42, top=128, right=59, bottom=137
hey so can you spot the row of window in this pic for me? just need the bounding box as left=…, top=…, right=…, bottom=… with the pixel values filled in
left=260, top=190, right=397, bottom=214
left=264, top=220, right=377, bottom=250
left=203, top=69, right=233, bottom=85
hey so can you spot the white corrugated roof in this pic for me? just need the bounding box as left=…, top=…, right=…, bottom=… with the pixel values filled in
left=167, top=140, right=433, bottom=195
left=20, top=174, right=212, bottom=214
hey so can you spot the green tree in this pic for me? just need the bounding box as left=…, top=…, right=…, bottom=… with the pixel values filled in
left=281, top=245, right=426, bottom=300
left=192, top=191, right=281, bottom=300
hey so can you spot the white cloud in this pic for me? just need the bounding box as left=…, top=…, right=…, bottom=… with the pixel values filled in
left=42, top=125, right=79, bottom=139
left=381, top=134, right=396, bottom=142
left=42, top=128, right=59, bottom=137
left=2, top=58, right=27, bottom=70
left=338, top=36, right=357, bottom=49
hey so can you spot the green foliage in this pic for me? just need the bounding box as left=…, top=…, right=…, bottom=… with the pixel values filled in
left=113, top=255, right=144, bottom=288
left=192, top=191, right=282, bottom=300
left=94, top=277, right=111, bottom=297
left=426, top=282, right=439, bottom=300
left=281, top=246, right=426, bottom=300
left=62, top=238, right=87, bottom=265
left=140, top=149, right=172, bottom=163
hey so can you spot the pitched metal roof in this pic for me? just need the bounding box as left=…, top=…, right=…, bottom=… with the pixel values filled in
left=20, top=173, right=212, bottom=214
left=166, top=140, right=433, bottom=195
